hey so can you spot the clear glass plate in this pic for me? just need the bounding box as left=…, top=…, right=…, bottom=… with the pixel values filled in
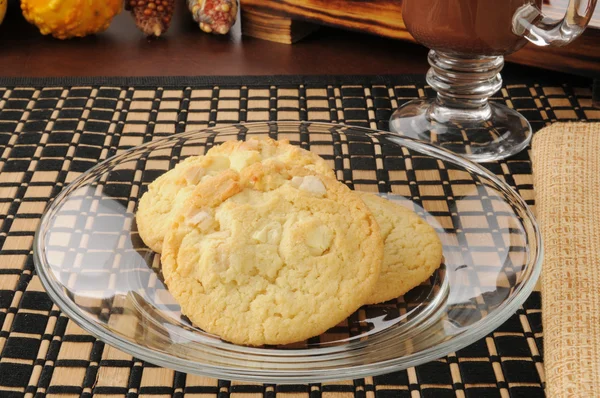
left=34, top=121, right=542, bottom=383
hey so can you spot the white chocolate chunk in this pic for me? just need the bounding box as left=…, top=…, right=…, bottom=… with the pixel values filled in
left=204, top=155, right=231, bottom=172
left=183, top=166, right=205, bottom=185
left=305, top=224, right=334, bottom=256
left=252, top=222, right=282, bottom=245
left=229, top=150, right=261, bottom=172
left=290, top=176, right=303, bottom=188
left=187, top=210, right=213, bottom=229
left=291, top=175, right=327, bottom=196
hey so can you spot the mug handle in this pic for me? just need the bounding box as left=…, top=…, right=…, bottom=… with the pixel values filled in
left=513, top=0, right=598, bottom=46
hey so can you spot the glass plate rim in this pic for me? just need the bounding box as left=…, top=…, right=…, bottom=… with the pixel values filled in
left=33, top=121, right=543, bottom=382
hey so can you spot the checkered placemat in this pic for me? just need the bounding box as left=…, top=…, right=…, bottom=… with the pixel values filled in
left=0, top=75, right=597, bottom=398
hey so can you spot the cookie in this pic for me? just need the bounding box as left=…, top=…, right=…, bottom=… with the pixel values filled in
left=136, top=155, right=227, bottom=253
left=136, top=138, right=333, bottom=253
left=161, top=163, right=383, bottom=346
left=357, top=192, right=443, bottom=305
left=206, top=138, right=333, bottom=177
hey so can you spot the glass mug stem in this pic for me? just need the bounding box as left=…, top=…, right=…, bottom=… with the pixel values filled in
left=426, top=51, right=504, bottom=123
left=390, top=50, right=532, bottom=162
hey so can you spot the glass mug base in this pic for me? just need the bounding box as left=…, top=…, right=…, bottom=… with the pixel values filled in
left=389, top=99, right=532, bottom=163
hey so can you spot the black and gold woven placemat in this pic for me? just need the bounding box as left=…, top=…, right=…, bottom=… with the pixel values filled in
left=0, top=75, right=597, bottom=398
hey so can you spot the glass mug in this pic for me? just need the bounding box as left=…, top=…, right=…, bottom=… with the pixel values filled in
left=390, top=0, right=598, bottom=162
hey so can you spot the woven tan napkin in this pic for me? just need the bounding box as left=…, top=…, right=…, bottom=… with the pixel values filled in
left=532, top=122, right=600, bottom=397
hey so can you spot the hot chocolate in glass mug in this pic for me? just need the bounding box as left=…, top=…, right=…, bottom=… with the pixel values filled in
left=390, top=0, right=597, bottom=162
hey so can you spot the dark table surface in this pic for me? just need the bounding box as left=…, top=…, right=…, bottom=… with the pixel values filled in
left=0, top=0, right=427, bottom=77
left=0, top=0, right=579, bottom=80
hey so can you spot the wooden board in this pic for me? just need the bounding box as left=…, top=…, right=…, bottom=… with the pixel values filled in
left=240, top=8, right=320, bottom=44
left=239, top=0, right=600, bottom=77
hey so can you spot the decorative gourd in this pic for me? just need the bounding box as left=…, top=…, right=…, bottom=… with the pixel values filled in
left=0, top=0, right=7, bottom=26
left=21, top=0, right=122, bottom=39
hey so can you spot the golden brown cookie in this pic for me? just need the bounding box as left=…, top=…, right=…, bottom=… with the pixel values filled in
left=161, top=163, right=383, bottom=346
left=136, top=138, right=333, bottom=253
left=206, top=138, right=333, bottom=177
left=357, top=192, right=443, bottom=304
